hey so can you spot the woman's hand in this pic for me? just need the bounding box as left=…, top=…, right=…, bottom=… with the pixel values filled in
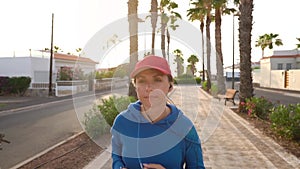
left=143, top=163, right=166, bottom=169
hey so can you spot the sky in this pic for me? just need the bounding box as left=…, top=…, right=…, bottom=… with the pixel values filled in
left=1, top=0, right=300, bottom=68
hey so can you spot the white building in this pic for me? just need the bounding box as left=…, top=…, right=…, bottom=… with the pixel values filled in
left=253, top=49, right=300, bottom=91
left=0, top=52, right=97, bottom=84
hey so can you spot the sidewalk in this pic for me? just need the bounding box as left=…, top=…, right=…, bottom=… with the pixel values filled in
left=86, top=85, right=300, bottom=169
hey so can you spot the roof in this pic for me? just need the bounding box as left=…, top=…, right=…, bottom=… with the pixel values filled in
left=262, top=54, right=300, bottom=60
left=261, top=49, right=300, bottom=60
left=54, top=53, right=98, bottom=64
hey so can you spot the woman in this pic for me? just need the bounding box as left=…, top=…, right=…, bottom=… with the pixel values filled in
left=111, top=55, right=205, bottom=169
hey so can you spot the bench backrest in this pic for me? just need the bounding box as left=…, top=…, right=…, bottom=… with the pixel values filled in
left=225, top=89, right=237, bottom=98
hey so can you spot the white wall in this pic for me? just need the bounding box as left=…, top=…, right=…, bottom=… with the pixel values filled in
left=0, top=57, right=32, bottom=77
left=288, top=70, right=300, bottom=90
left=270, top=70, right=285, bottom=89
left=259, top=58, right=271, bottom=87
left=0, top=57, right=51, bottom=82
left=270, top=57, right=297, bottom=70
left=253, top=69, right=300, bottom=91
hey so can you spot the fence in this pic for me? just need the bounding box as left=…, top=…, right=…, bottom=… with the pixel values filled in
left=29, top=78, right=129, bottom=97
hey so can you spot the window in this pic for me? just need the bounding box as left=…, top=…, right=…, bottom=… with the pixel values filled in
left=286, top=63, right=292, bottom=70
left=277, top=63, right=283, bottom=70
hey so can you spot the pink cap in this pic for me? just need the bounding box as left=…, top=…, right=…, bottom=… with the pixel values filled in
left=130, top=55, right=172, bottom=78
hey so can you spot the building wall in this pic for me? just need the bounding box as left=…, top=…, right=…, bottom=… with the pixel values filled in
left=270, top=70, right=285, bottom=89
left=270, top=57, right=297, bottom=70
left=288, top=70, right=300, bottom=90
left=253, top=69, right=300, bottom=91
left=259, top=58, right=271, bottom=87
left=0, top=57, right=32, bottom=77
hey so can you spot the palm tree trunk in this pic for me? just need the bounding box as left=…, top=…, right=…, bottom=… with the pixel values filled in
left=161, top=22, right=167, bottom=58
left=200, top=21, right=205, bottom=81
left=206, top=12, right=212, bottom=90
left=128, top=0, right=138, bottom=98
left=239, top=0, right=254, bottom=112
left=167, top=28, right=170, bottom=61
left=151, top=0, right=158, bottom=55
left=215, top=7, right=226, bottom=94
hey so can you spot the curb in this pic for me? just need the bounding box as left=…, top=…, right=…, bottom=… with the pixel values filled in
left=10, top=131, right=84, bottom=169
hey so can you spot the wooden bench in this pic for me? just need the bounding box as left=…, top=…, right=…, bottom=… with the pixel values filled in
left=217, top=89, right=238, bottom=105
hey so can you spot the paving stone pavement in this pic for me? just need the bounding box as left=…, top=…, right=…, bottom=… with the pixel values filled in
left=89, top=85, right=300, bottom=169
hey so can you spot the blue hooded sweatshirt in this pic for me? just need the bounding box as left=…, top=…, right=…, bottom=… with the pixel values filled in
left=111, top=101, right=205, bottom=169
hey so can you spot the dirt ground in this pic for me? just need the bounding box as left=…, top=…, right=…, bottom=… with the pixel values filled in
left=17, top=132, right=103, bottom=169
left=16, top=109, right=299, bottom=169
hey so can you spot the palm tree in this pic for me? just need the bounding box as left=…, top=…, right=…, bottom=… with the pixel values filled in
left=173, top=49, right=184, bottom=77
left=205, top=0, right=212, bottom=90
left=128, top=0, right=139, bottom=98
left=238, top=0, right=254, bottom=111
left=296, top=38, right=300, bottom=49
left=159, top=0, right=180, bottom=58
left=150, top=0, right=158, bottom=55
left=166, top=13, right=181, bottom=61
left=255, top=33, right=283, bottom=57
left=213, top=0, right=230, bottom=94
left=187, top=0, right=206, bottom=81
left=187, top=54, right=199, bottom=76
left=54, top=46, right=63, bottom=53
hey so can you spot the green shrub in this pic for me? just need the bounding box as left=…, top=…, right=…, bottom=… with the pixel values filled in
left=242, top=96, right=274, bottom=120
left=210, top=83, right=218, bottom=97
left=202, top=80, right=208, bottom=91
left=270, top=104, right=300, bottom=140
left=0, top=77, right=10, bottom=95
left=83, top=105, right=110, bottom=139
left=98, top=95, right=136, bottom=126
left=174, top=74, right=200, bottom=84
left=194, top=77, right=201, bottom=84
left=8, top=76, right=31, bottom=96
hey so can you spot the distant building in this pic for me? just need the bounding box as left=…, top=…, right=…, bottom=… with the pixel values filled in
left=0, top=52, right=98, bottom=83
left=261, top=49, right=300, bottom=70
left=253, top=49, right=300, bottom=91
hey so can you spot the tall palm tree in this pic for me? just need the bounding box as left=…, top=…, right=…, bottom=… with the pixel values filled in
left=150, top=0, right=158, bottom=55
left=187, top=54, right=199, bottom=76
left=213, top=0, right=228, bottom=94
left=255, top=33, right=283, bottom=57
left=159, top=0, right=180, bottom=58
left=128, top=0, right=139, bottom=98
left=166, top=13, right=181, bottom=61
left=173, top=49, right=184, bottom=77
left=205, top=0, right=212, bottom=90
left=187, top=0, right=206, bottom=81
left=238, top=0, right=254, bottom=111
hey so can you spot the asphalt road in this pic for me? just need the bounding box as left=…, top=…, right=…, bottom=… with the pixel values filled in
left=254, top=87, right=300, bottom=105
left=0, top=90, right=113, bottom=169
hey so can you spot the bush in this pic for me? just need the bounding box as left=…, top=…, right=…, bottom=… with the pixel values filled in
left=0, top=77, right=10, bottom=95
left=98, top=95, right=136, bottom=126
left=270, top=104, right=300, bottom=140
left=202, top=80, right=208, bottom=91
left=0, top=76, right=31, bottom=96
left=241, top=96, right=274, bottom=120
left=83, top=105, right=110, bottom=139
left=8, top=76, right=31, bottom=96
left=174, top=74, right=201, bottom=84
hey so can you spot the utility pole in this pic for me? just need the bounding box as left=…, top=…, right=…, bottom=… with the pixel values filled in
left=232, top=14, right=235, bottom=89
left=49, top=13, right=54, bottom=96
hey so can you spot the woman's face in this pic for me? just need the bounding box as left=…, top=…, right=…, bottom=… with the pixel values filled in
left=135, top=69, right=171, bottom=108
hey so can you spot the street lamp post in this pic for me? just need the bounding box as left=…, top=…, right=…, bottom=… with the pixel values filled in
left=232, top=13, right=237, bottom=89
